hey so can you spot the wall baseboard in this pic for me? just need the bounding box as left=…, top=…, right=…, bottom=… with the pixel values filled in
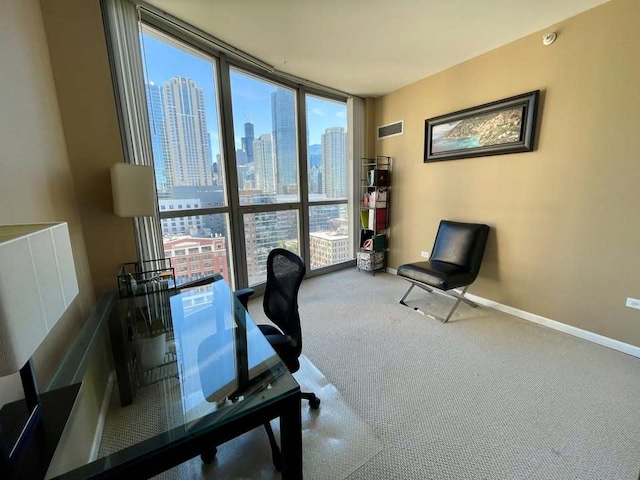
left=386, top=268, right=640, bottom=358
left=89, top=371, right=115, bottom=462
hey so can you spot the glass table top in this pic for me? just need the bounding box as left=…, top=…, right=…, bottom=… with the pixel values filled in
left=49, top=279, right=299, bottom=479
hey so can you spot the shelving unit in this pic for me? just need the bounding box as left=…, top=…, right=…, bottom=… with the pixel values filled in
left=357, top=155, right=391, bottom=274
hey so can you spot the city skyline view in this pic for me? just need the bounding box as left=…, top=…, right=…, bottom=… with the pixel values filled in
left=141, top=30, right=347, bottom=164
left=140, top=25, right=352, bottom=286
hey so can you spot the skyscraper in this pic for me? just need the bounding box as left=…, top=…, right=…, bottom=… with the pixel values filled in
left=162, top=76, right=212, bottom=187
left=322, top=127, right=347, bottom=198
left=253, top=133, right=276, bottom=194
left=241, top=121, right=255, bottom=164
left=145, top=81, right=170, bottom=193
left=308, top=144, right=322, bottom=168
left=271, top=88, right=297, bottom=194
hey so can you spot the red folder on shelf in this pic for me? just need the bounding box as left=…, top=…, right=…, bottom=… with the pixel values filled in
left=368, top=208, right=387, bottom=231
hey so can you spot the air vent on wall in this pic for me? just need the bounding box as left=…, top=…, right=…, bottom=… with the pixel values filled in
left=377, top=120, right=404, bottom=139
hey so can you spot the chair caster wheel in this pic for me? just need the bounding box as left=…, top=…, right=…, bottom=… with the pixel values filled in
left=200, top=446, right=217, bottom=464
left=309, top=397, right=321, bottom=409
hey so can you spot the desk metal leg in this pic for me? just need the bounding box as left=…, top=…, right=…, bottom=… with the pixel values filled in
left=280, top=394, right=302, bottom=479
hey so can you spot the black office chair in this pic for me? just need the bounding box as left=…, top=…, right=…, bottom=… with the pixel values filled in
left=229, top=248, right=319, bottom=470
left=397, top=220, right=490, bottom=323
left=256, top=249, right=320, bottom=406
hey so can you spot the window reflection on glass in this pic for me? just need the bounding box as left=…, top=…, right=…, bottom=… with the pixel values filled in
left=244, top=211, right=299, bottom=286
left=230, top=68, right=299, bottom=205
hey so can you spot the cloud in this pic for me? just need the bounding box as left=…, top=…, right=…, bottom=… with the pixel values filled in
left=336, top=111, right=346, bottom=118
left=311, top=107, right=325, bottom=116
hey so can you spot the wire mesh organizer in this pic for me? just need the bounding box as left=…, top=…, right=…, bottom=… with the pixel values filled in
left=117, top=259, right=179, bottom=389
left=117, top=258, right=175, bottom=299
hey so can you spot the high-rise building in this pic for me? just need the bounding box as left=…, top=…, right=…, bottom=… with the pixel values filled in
left=237, top=164, right=255, bottom=190
left=236, top=149, right=247, bottom=166
left=162, top=76, right=212, bottom=187
left=271, top=88, right=297, bottom=194
left=145, top=82, right=170, bottom=193
left=241, top=121, right=255, bottom=164
left=322, top=127, right=347, bottom=198
left=159, top=185, right=226, bottom=237
left=308, top=165, right=323, bottom=194
left=308, top=144, right=322, bottom=168
left=253, top=133, right=276, bottom=194
left=309, top=231, right=350, bottom=269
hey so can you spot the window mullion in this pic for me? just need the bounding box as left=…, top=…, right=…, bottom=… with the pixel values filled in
left=297, top=87, right=310, bottom=271
left=218, top=53, right=247, bottom=289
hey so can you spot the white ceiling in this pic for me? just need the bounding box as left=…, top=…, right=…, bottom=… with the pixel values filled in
left=145, top=0, right=608, bottom=97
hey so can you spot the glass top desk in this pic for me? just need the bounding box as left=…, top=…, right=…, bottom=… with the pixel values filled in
left=51, top=279, right=302, bottom=479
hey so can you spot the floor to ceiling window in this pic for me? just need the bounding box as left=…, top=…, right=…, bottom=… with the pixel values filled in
left=139, top=20, right=353, bottom=289
left=229, top=69, right=301, bottom=285
left=305, top=94, right=350, bottom=270
left=141, top=27, right=234, bottom=285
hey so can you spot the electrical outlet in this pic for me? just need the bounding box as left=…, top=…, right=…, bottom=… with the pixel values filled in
left=626, top=297, right=640, bottom=310
left=421, top=251, right=430, bottom=258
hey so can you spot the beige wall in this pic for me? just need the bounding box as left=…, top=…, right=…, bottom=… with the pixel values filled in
left=0, top=0, right=94, bottom=404
left=375, top=0, right=640, bottom=346
left=40, top=0, right=137, bottom=295
left=38, top=2, right=138, bottom=456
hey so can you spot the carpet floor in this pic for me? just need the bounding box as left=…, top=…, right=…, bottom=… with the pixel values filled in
left=97, top=268, right=640, bottom=479
left=246, top=268, right=640, bottom=480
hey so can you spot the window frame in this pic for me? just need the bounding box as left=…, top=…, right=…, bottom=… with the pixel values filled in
left=139, top=8, right=356, bottom=290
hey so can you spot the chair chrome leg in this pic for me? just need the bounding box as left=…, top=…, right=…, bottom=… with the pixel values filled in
left=399, top=282, right=478, bottom=323
left=443, top=297, right=463, bottom=323
left=399, top=283, right=415, bottom=305
left=400, top=283, right=436, bottom=317
left=442, top=286, right=474, bottom=322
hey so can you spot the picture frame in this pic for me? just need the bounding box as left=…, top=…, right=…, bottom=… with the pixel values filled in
left=424, top=90, right=540, bottom=163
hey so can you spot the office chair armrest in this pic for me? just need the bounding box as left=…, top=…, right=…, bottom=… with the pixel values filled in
left=234, top=288, right=255, bottom=309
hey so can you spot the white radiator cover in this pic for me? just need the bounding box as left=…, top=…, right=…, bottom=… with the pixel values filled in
left=0, top=222, right=79, bottom=376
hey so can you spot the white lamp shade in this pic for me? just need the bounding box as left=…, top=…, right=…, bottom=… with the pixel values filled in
left=0, top=223, right=79, bottom=376
left=111, top=163, right=156, bottom=217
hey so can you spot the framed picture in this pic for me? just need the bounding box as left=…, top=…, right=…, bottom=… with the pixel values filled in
left=424, top=90, right=540, bottom=163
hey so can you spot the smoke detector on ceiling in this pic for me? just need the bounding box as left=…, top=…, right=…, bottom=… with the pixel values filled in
left=542, top=32, right=557, bottom=46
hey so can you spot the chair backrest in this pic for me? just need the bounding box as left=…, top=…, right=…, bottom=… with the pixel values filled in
left=430, top=221, right=490, bottom=275
left=263, top=248, right=305, bottom=354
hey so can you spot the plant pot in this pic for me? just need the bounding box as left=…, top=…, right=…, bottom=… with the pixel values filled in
left=135, top=333, right=167, bottom=370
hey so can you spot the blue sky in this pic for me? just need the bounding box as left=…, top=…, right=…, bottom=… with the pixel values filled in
left=140, top=32, right=346, bottom=161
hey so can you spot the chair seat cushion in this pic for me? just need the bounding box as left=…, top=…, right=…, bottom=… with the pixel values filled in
left=258, top=324, right=300, bottom=373
left=397, top=260, right=475, bottom=291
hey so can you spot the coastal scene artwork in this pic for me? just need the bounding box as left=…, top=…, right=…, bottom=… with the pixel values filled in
left=424, top=90, right=539, bottom=162
left=431, top=107, right=524, bottom=153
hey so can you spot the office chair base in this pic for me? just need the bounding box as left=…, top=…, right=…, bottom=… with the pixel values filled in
left=303, top=392, right=321, bottom=409
left=399, top=283, right=476, bottom=323
left=200, top=446, right=217, bottom=464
